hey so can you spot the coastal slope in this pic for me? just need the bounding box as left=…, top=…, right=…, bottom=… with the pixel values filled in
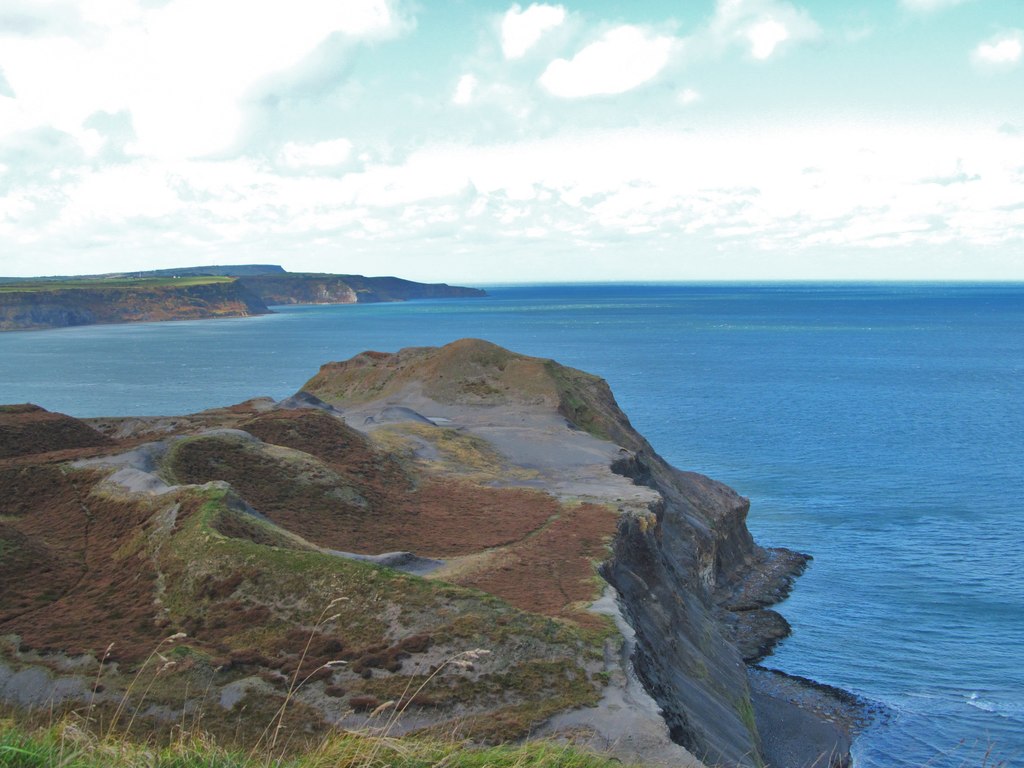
left=0, top=340, right=851, bottom=767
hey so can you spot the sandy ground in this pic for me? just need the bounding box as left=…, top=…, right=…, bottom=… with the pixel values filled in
left=326, top=549, right=445, bottom=576
left=345, top=384, right=660, bottom=508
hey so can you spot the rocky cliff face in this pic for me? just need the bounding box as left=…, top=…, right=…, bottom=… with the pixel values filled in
left=602, top=460, right=788, bottom=766
left=540, top=368, right=806, bottom=764
left=238, top=275, right=357, bottom=304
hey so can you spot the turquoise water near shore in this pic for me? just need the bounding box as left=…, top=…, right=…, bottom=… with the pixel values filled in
left=1, top=283, right=1022, bottom=767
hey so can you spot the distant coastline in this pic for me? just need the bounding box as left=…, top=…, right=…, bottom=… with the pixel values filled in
left=0, top=264, right=485, bottom=332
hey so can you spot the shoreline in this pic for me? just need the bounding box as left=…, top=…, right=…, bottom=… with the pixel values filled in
left=749, top=665, right=874, bottom=768
left=718, top=543, right=870, bottom=767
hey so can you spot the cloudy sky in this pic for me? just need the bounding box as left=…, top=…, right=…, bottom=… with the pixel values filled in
left=0, top=0, right=1021, bottom=282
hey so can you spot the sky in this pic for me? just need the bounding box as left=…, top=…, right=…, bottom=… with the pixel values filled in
left=0, top=0, right=1022, bottom=283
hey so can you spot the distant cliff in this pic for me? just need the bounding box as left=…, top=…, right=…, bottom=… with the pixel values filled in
left=237, top=273, right=486, bottom=305
left=0, top=268, right=485, bottom=331
left=0, top=278, right=269, bottom=331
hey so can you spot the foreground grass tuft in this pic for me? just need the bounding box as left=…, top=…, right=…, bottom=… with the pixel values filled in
left=0, top=719, right=625, bottom=768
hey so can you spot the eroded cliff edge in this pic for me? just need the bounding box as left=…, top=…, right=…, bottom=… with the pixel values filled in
left=0, top=339, right=851, bottom=767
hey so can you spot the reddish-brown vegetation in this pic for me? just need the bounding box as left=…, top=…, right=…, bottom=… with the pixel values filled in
left=0, top=465, right=195, bottom=661
left=1, top=395, right=612, bottom=671
left=449, top=503, right=617, bottom=629
left=172, top=411, right=562, bottom=559
left=0, top=405, right=113, bottom=459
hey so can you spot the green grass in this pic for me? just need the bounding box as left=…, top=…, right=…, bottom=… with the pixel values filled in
left=733, top=695, right=762, bottom=768
left=542, top=363, right=610, bottom=442
left=0, top=718, right=628, bottom=768
left=0, top=276, right=233, bottom=293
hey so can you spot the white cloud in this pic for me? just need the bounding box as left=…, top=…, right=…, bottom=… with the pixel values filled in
left=539, top=26, right=675, bottom=98
left=900, top=0, right=970, bottom=11
left=0, top=0, right=1020, bottom=282
left=746, top=19, right=789, bottom=59
left=972, top=31, right=1023, bottom=68
left=0, top=1, right=84, bottom=37
left=501, top=3, right=566, bottom=59
left=677, top=88, right=701, bottom=106
left=294, top=124, right=1020, bottom=256
left=59, top=164, right=184, bottom=226
left=0, top=68, right=13, bottom=99
left=709, top=0, right=820, bottom=59
left=452, top=74, right=478, bottom=105
left=0, top=0, right=409, bottom=159
left=2, top=121, right=1023, bottom=280
left=279, top=138, right=354, bottom=168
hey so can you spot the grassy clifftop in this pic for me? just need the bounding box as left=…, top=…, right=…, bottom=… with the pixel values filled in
left=302, top=338, right=643, bottom=448
left=0, top=276, right=236, bottom=292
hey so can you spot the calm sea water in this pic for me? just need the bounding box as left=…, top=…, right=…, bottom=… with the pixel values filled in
left=2, top=283, right=1022, bottom=767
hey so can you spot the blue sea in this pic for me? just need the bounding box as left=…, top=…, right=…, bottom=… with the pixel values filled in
left=1, top=283, right=1022, bottom=768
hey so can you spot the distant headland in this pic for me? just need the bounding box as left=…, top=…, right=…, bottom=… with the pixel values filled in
left=0, top=265, right=486, bottom=331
